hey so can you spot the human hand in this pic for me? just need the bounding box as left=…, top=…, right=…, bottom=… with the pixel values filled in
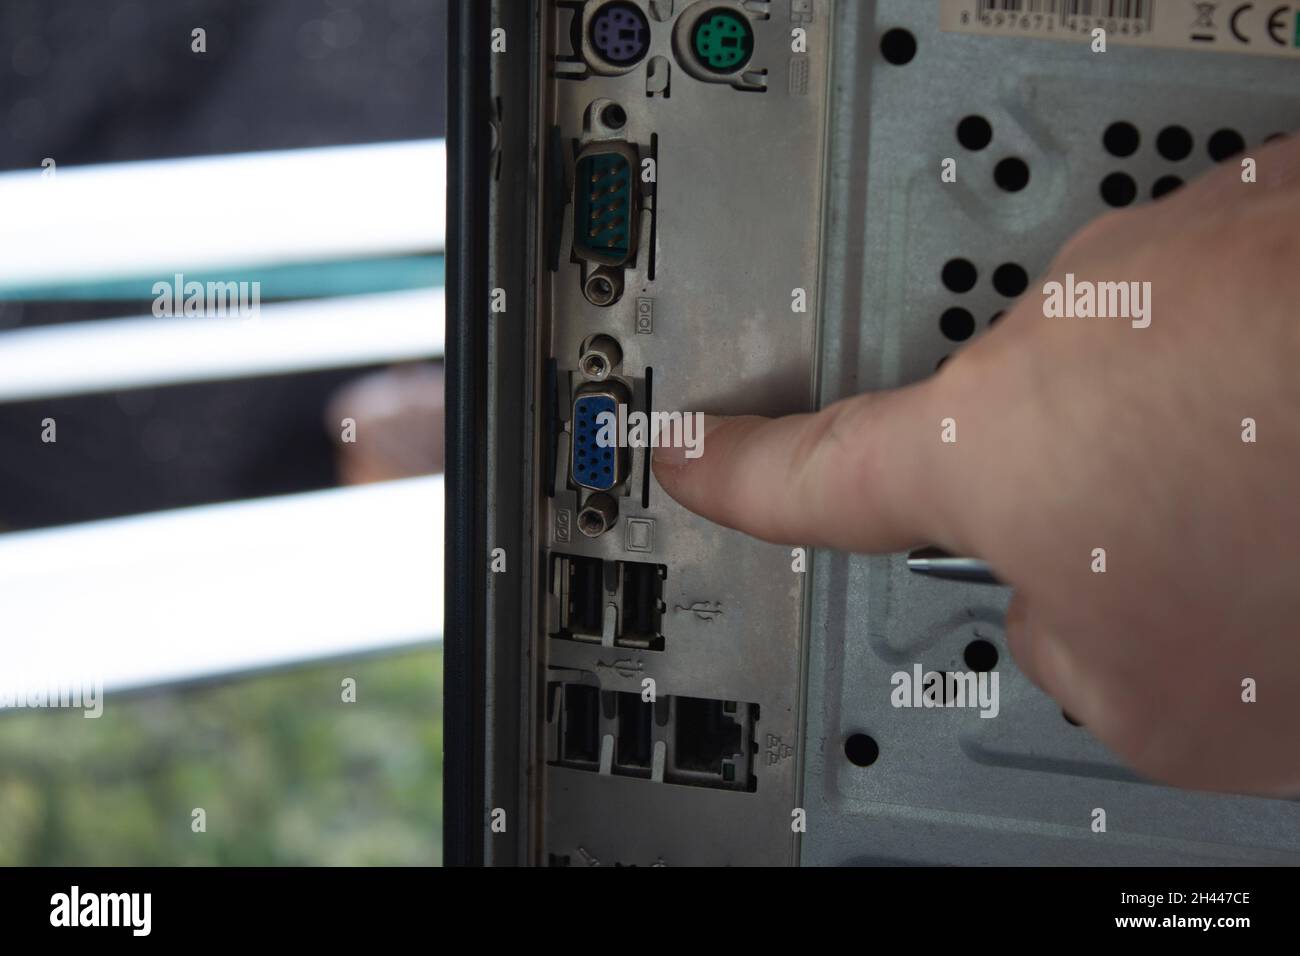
left=653, top=134, right=1300, bottom=795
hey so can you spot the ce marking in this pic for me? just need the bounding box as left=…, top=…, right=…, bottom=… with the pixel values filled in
left=1239, top=3, right=1293, bottom=43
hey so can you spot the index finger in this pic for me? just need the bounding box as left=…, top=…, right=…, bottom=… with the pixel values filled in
left=651, top=375, right=968, bottom=554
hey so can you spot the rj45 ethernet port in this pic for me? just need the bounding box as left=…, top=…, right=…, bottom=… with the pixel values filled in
left=668, top=696, right=758, bottom=792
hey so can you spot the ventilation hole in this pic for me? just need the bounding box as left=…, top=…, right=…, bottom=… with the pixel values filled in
left=1207, top=127, right=1246, bottom=162
left=940, top=307, right=976, bottom=342
left=992, top=263, right=1028, bottom=298
left=879, top=28, right=916, bottom=65
left=993, top=157, right=1030, bottom=192
left=964, top=639, right=999, bottom=673
left=1151, top=175, right=1183, bottom=199
left=941, top=257, right=978, bottom=293
left=956, top=115, right=992, bottom=151
left=989, top=310, right=1004, bottom=325
left=1102, top=120, right=1140, bottom=157
left=1156, top=124, right=1193, bottom=161
left=844, top=733, right=879, bottom=767
left=1100, top=171, right=1137, bottom=207
left=1063, top=710, right=1082, bottom=727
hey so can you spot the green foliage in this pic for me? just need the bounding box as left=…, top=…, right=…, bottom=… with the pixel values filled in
left=0, top=648, right=441, bottom=866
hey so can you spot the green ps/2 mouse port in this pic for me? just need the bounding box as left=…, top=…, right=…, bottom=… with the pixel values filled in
left=690, top=8, right=754, bottom=73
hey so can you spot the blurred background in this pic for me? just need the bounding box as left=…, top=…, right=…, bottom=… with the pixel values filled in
left=0, top=0, right=446, bottom=864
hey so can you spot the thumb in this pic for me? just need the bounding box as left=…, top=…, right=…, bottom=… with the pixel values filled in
left=652, top=377, right=965, bottom=554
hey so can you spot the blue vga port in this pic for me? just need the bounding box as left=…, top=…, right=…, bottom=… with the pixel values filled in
left=572, top=386, right=627, bottom=492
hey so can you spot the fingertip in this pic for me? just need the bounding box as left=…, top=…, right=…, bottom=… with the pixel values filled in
left=655, top=413, right=774, bottom=538
left=1003, top=590, right=1061, bottom=697
left=1003, top=590, right=1031, bottom=670
left=652, top=413, right=729, bottom=468
left=655, top=386, right=958, bottom=552
left=1003, top=593, right=1088, bottom=722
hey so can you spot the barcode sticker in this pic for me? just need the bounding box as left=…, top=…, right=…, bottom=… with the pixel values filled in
left=941, top=0, right=1300, bottom=59
left=974, top=0, right=1150, bottom=21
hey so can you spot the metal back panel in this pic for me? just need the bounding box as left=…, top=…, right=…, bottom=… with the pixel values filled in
left=803, top=0, right=1300, bottom=866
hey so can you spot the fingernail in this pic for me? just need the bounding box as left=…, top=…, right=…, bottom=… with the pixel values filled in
left=653, top=444, right=686, bottom=468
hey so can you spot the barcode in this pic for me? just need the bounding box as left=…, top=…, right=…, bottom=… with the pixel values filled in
left=1063, top=0, right=1149, bottom=17
left=977, top=0, right=1062, bottom=12
left=976, top=0, right=1152, bottom=22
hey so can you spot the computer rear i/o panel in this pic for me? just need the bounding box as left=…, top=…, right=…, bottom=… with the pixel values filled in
left=533, top=0, right=831, bottom=866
